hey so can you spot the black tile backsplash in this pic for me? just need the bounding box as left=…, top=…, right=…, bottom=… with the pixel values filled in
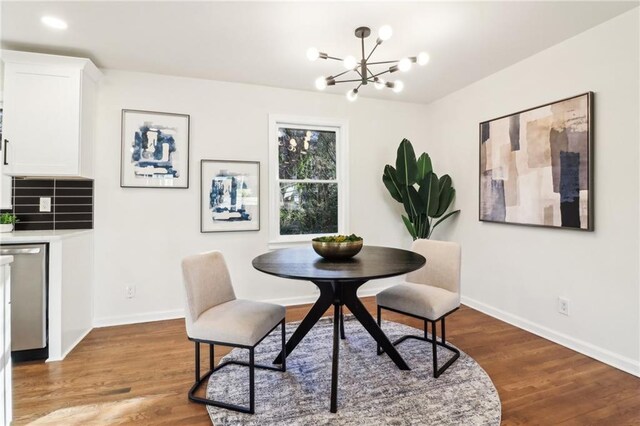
left=11, top=177, right=94, bottom=231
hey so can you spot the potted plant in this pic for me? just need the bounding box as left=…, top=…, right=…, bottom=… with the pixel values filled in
left=0, top=213, right=18, bottom=233
left=382, top=139, right=460, bottom=239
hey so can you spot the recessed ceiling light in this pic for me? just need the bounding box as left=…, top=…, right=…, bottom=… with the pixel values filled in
left=41, top=16, right=68, bottom=30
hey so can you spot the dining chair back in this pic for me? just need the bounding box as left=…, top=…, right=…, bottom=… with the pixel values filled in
left=406, top=239, right=461, bottom=294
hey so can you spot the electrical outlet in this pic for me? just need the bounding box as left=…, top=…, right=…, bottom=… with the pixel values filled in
left=126, top=285, right=136, bottom=299
left=558, top=297, right=569, bottom=316
left=39, top=197, right=52, bottom=212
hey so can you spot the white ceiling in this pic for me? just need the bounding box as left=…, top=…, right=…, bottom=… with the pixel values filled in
left=1, top=1, right=637, bottom=104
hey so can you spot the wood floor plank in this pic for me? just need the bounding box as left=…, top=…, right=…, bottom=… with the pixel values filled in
left=11, top=298, right=640, bottom=425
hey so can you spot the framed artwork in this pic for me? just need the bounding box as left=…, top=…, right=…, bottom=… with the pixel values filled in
left=120, top=109, right=190, bottom=188
left=479, top=92, right=593, bottom=231
left=200, top=159, right=260, bottom=232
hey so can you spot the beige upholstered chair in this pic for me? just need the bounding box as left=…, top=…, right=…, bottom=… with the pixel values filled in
left=181, top=250, right=286, bottom=414
left=376, top=239, right=461, bottom=378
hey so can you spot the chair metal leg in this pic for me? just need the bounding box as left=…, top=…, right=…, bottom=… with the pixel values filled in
left=188, top=320, right=287, bottom=414
left=376, top=305, right=383, bottom=355
left=431, top=321, right=438, bottom=378
left=378, top=306, right=461, bottom=378
left=195, top=341, right=200, bottom=382
left=339, top=305, right=346, bottom=340
left=249, top=348, right=255, bottom=414
left=209, top=344, right=214, bottom=371
left=281, top=319, right=287, bottom=372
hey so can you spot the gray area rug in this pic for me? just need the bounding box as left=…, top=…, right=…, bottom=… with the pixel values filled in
left=207, top=316, right=501, bottom=425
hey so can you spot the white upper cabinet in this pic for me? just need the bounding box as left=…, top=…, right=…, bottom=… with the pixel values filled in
left=1, top=51, right=102, bottom=178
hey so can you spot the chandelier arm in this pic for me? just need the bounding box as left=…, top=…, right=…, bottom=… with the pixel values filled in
left=367, top=60, right=400, bottom=65
left=365, top=43, right=380, bottom=63
left=333, top=78, right=365, bottom=84
left=326, top=55, right=344, bottom=61
left=369, top=69, right=392, bottom=79
left=331, top=69, right=353, bottom=79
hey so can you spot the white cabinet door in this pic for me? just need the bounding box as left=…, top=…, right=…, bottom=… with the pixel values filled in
left=3, top=63, right=81, bottom=176
left=0, top=97, right=11, bottom=209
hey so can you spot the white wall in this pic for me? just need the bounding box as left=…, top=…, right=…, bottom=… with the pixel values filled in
left=93, top=71, right=422, bottom=326
left=93, top=8, right=639, bottom=376
left=420, top=9, right=639, bottom=375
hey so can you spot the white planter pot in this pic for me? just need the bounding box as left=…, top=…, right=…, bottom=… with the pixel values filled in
left=0, top=224, right=14, bottom=233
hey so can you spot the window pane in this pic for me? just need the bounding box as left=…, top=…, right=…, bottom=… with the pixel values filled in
left=278, top=128, right=336, bottom=180
left=280, top=182, right=338, bottom=235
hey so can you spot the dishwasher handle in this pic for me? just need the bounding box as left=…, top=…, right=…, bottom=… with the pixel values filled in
left=0, top=247, right=41, bottom=255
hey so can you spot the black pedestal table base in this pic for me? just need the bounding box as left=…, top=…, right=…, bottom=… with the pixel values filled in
left=273, top=280, right=410, bottom=413
left=253, top=246, right=426, bottom=413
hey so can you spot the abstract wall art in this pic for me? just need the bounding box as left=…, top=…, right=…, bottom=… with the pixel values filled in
left=121, top=110, right=190, bottom=188
left=479, top=92, right=593, bottom=230
left=200, top=159, right=260, bottom=232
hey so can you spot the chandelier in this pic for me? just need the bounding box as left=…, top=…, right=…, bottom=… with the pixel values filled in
left=307, top=25, right=429, bottom=101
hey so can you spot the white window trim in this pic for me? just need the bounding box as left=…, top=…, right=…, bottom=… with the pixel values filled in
left=268, top=114, right=349, bottom=247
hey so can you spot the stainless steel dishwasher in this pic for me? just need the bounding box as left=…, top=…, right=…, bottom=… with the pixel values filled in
left=0, top=243, right=48, bottom=362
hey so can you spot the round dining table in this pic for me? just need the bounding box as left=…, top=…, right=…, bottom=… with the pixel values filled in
left=252, top=245, right=426, bottom=413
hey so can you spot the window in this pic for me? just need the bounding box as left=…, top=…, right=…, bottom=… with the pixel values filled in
left=269, top=115, right=348, bottom=244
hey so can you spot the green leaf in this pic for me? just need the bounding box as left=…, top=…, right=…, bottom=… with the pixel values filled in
left=402, top=215, right=417, bottom=240
left=416, top=153, right=433, bottom=181
left=395, top=139, right=418, bottom=186
left=400, top=187, right=417, bottom=219
left=419, top=172, right=440, bottom=217
left=382, top=165, right=403, bottom=203
left=434, top=175, right=453, bottom=217
left=431, top=209, right=461, bottom=236
left=407, top=185, right=426, bottom=215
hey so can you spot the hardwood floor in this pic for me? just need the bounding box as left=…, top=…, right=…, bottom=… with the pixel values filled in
left=12, top=299, right=640, bottom=425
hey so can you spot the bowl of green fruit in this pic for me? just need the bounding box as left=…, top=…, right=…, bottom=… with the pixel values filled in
left=311, top=234, right=363, bottom=260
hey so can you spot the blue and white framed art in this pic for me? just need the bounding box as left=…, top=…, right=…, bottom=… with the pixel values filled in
left=200, top=159, right=260, bottom=232
left=120, top=109, right=190, bottom=188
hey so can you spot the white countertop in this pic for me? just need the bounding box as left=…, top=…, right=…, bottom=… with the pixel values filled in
left=0, top=255, right=13, bottom=266
left=0, top=229, right=93, bottom=244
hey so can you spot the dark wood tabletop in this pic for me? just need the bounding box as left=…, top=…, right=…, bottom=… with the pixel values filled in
left=252, top=245, right=426, bottom=282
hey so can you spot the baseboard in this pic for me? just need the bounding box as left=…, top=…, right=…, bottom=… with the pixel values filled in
left=93, top=309, right=185, bottom=328
left=461, top=295, right=640, bottom=377
left=60, top=327, right=93, bottom=361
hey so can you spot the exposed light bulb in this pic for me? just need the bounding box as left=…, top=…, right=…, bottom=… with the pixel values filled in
left=315, top=77, right=327, bottom=90
left=378, top=25, right=393, bottom=42
left=343, top=56, right=358, bottom=70
left=417, top=52, right=430, bottom=66
left=398, top=58, right=412, bottom=72
left=41, top=16, right=68, bottom=30
left=374, top=78, right=386, bottom=90
left=346, top=89, right=359, bottom=102
left=307, top=47, right=320, bottom=61
left=392, top=80, right=404, bottom=93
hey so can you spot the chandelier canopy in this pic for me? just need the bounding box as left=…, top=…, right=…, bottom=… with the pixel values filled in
left=307, top=25, right=429, bottom=101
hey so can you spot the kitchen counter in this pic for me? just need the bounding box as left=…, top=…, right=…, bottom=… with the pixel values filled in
left=0, top=229, right=93, bottom=244
left=1, top=229, right=94, bottom=362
